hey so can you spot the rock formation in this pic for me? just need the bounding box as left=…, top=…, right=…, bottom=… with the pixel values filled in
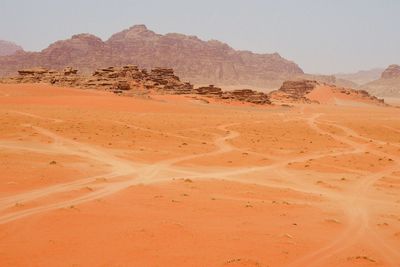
left=381, top=64, right=400, bottom=79
left=0, top=40, right=23, bottom=56
left=269, top=80, right=384, bottom=105
left=0, top=25, right=303, bottom=88
left=269, top=80, right=319, bottom=103
left=223, top=89, right=271, bottom=105
left=1, top=65, right=271, bottom=105
left=3, top=67, right=82, bottom=87
left=279, top=80, right=318, bottom=96
left=360, top=64, right=400, bottom=97
left=193, top=85, right=271, bottom=105
left=194, top=85, right=223, bottom=96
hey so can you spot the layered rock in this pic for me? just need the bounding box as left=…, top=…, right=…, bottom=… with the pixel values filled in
left=269, top=80, right=384, bottom=105
left=360, top=64, right=400, bottom=97
left=1, top=66, right=271, bottom=105
left=381, top=64, right=400, bottom=79
left=4, top=67, right=82, bottom=87
left=3, top=65, right=194, bottom=94
left=195, top=85, right=223, bottom=96
left=222, top=89, right=271, bottom=105
left=269, top=80, right=319, bottom=103
left=193, top=85, right=271, bottom=105
left=279, top=80, right=318, bottom=95
left=0, top=25, right=303, bottom=88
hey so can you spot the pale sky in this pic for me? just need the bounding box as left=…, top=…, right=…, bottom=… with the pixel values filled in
left=0, top=0, right=399, bottom=74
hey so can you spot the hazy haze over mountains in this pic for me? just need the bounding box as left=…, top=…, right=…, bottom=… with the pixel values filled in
left=1, top=0, right=399, bottom=74
left=361, top=65, right=400, bottom=97
left=0, top=40, right=23, bottom=56
left=335, top=68, right=385, bottom=86
left=0, top=25, right=303, bottom=89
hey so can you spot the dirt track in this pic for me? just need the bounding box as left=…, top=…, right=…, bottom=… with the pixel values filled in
left=0, top=84, right=400, bottom=266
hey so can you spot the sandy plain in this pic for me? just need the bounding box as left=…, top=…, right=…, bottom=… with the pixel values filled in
left=0, top=83, right=400, bottom=267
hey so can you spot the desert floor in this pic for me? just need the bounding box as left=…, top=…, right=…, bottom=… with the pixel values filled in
left=0, top=84, right=400, bottom=267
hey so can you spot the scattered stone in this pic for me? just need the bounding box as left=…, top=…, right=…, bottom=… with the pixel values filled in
left=347, top=256, right=376, bottom=263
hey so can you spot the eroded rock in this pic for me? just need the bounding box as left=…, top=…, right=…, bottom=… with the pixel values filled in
left=2, top=65, right=273, bottom=105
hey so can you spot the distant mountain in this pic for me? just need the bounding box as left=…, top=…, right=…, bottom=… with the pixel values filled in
left=0, top=40, right=23, bottom=56
left=362, top=64, right=400, bottom=97
left=335, top=68, right=384, bottom=85
left=381, top=64, right=400, bottom=79
left=0, top=25, right=303, bottom=89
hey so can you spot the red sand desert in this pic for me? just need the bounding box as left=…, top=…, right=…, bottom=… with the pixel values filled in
left=1, top=83, right=400, bottom=267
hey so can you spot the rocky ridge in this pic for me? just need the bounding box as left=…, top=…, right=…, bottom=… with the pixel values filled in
left=269, top=80, right=384, bottom=105
left=0, top=25, right=303, bottom=89
left=1, top=66, right=271, bottom=105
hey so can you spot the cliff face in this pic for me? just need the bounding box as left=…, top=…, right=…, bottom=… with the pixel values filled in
left=361, top=65, right=400, bottom=97
left=0, top=25, right=303, bottom=88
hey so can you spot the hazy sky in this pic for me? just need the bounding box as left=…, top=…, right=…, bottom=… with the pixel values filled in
left=0, top=0, right=399, bottom=74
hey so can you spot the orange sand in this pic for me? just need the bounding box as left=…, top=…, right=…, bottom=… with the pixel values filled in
left=0, top=83, right=400, bottom=266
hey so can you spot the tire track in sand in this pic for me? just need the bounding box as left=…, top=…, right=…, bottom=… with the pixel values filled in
left=0, top=123, right=239, bottom=224
left=287, top=114, right=400, bottom=267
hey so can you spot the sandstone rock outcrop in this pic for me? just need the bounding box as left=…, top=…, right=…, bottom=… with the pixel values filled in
left=269, top=80, right=384, bottom=106
left=279, top=80, right=318, bottom=95
left=0, top=25, right=303, bottom=89
left=1, top=66, right=271, bottom=105
left=86, top=66, right=194, bottom=94
left=381, top=64, right=400, bottom=79
left=360, top=64, right=400, bottom=97
left=222, top=89, right=271, bottom=105
left=269, top=80, right=319, bottom=103
left=193, top=85, right=271, bottom=105
left=195, top=85, right=223, bottom=96
left=5, top=67, right=82, bottom=86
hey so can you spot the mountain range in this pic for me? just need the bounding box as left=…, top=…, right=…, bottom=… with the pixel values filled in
left=0, top=25, right=303, bottom=89
left=335, top=68, right=384, bottom=86
left=0, top=40, right=23, bottom=56
left=1, top=25, right=399, bottom=96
